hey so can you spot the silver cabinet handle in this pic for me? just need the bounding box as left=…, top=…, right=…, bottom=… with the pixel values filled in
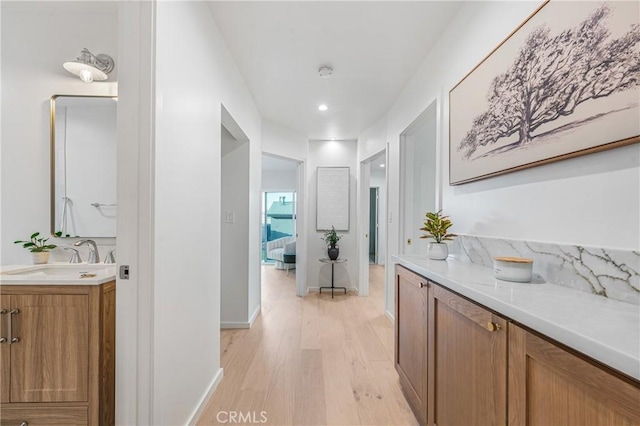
left=8, top=308, right=19, bottom=344
left=20, top=422, right=29, bottom=426
left=0, top=308, right=6, bottom=343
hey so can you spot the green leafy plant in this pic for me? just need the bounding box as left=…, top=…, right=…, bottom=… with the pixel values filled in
left=321, top=226, right=342, bottom=247
left=420, top=210, right=456, bottom=243
left=14, top=232, right=58, bottom=252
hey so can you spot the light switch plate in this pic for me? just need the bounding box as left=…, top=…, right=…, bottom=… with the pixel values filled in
left=226, top=211, right=235, bottom=223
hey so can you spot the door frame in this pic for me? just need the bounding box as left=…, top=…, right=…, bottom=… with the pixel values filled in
left=358, top=148, right=387, bottom=298
left=115, top=2, right=155, bottom=424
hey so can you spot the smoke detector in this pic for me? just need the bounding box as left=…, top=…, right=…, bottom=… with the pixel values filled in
left=318, top=65, right=333, bottom=78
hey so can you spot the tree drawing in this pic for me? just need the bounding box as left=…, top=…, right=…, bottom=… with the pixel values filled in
left=458, top=4, right=640, bottom=160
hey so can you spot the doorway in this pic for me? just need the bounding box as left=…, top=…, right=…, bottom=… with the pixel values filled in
left=220, top=111, right=252, bottom=329
left=358, top=149, right=387, bottom=303
left=369, top=187, right=378, bottom=264
left=399, top=99, right=440, bottom=256
left=261, top=153, right=306, bottom=297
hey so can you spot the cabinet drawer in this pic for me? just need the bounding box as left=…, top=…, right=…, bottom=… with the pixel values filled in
left=0, top=406, right=87, bottom=425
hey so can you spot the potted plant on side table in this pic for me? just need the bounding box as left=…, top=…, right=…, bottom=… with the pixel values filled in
left=420, top=210, right=456, bottom=260
left=14, top=232, right=58, bottom=264
left=322, top=226, right=342, bottom=260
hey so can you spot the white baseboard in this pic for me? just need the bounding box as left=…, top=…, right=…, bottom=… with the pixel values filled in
left=249, top=305, right=261, bottom=327
left=221, top=306, right=261, bottom=329
left=220, top=322, right=250, bottom=329
left=187, top=367, right=224, bottom=425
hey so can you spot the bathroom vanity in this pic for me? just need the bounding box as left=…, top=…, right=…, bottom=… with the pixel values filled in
left=0, top=265, right=116, bottom=426
left=394, top=256, right=640, bottom=426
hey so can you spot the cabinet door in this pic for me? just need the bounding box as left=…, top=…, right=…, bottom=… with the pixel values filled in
left=429, top=285, right=507, bottom=426
left=10, top=294, right=89, bottom=402
left=509, top=324, right=640, bottom=425
left=0, top=406, right=87, bottom=425
left=0, top=295, right=9, bottom=404
left=395, top=265, right=429, bottom=425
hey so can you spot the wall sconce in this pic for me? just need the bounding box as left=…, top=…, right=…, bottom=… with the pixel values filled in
left=63, top=48, right=114, bottom=83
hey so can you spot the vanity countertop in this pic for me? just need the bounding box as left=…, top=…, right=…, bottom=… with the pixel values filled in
left=393, top=254, right=640, bottom=382
left=0, top=263, right=116, bottom=286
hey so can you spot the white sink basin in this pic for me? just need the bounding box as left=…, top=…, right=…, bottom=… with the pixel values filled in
left=0, top=263, right=117, bottom=285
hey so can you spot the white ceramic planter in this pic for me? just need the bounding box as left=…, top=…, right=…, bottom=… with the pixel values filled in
left=493, top=256, right=533, bottom=282
left=428, top=242, right=449, bottom=260
left=31, top=251, right=50, bottom=265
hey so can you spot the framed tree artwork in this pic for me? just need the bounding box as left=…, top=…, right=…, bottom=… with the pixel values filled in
left=449, top=1, right=640, bottom=185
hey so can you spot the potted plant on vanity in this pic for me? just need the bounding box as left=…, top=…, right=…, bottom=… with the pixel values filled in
left=420, top=210, right=456, bottom=260
left=14, top=232, right=58, bottom=264
left=322, top=226, right=342, bottom=260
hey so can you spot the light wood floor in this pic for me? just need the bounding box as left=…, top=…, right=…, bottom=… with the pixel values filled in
left=197, top=264, right=418, bottom=426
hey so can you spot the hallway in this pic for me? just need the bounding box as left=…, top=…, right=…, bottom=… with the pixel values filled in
left=197, top=264, right=418, bottom=425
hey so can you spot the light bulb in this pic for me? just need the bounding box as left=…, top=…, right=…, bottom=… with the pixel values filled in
left=79, top=69, right=93, bottom=83
left=318, top=104, right=328, bottom=111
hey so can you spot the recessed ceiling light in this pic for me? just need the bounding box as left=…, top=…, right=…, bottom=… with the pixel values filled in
left=318, top=104, right=328, bottom=111
left=380, top=164, right=385, bottom=168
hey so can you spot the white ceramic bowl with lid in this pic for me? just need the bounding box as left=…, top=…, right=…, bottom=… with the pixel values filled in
left=493, top=256, right=533, bottom=282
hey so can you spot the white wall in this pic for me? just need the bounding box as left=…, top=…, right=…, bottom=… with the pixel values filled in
left=262, top=170, right=297, bottom=192
left=221, top=127, right=250, bottom=326
left=370, top=169, right=386, bottom=265
left=1, top=2, right=118, bottom=265
left=307, top=140, right=358, bottom=291
left=153, top=2, right=261, bottom=424
left=358, top=1, right=640, bottom=317
left=262, top=118, right=308, bottom=161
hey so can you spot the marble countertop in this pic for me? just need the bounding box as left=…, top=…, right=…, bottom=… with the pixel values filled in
left=393, top=254, right=640, bottom=382
left=0, top=263, right=116, bottom=285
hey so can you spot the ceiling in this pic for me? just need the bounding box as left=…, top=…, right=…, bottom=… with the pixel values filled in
left=208, top=1, right=463, bottom=141
left=369, top=150, right=386, bottom=170
left=262, top=154, right=298, bottom=172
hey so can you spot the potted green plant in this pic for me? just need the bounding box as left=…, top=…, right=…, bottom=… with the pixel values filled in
left=322, top=226, right=342, bottom=260
left=14, top=232, right=58, bottom=264
left=420, top=210, right=456, bottom=260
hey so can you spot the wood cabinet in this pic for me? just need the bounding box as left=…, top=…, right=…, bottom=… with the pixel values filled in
left=429, top=284, right=507, bottom=426
left=394, top=265, right=640, bottom=426
left=509, top=324, right=640, bottom=426
left=0, top=282, right=115, bottom=426
left=395, top=265, right=429, bottom=425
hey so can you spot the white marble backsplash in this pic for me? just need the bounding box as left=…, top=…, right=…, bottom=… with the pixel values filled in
left=449, top=235, right=640, bottom=305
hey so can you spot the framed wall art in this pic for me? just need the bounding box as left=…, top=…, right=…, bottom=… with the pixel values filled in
left=449, top=0, right=640, bottom=185
left=316, top=167, right=350, bottom=231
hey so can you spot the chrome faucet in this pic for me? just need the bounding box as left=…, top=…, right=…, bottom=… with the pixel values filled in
left=104, top=249, right=116, bottom=264
left=74, top=239, right=100, bottom=263
left=63, top=247, right=83, bottom=264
